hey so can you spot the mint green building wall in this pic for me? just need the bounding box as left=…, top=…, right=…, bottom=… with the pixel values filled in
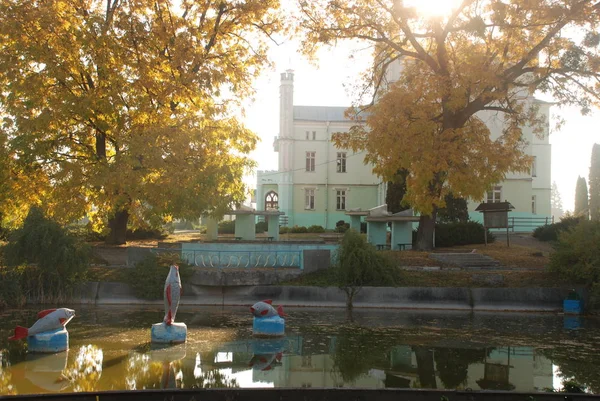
left=391, top=222, right=413, bottom=250
left=291, top=185, right=378, bottom=229
left=367, top=221, right=387, bottom=246
left=234, top=214, right=256, bottom=240
left=267, top=215, right=280, bottom=240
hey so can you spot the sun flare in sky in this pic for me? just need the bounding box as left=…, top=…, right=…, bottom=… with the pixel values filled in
left=403, top=0, right=465, bottom=17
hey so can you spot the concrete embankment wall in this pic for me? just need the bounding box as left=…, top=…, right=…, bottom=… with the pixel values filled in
left=76, top=282, right=585, bottom=312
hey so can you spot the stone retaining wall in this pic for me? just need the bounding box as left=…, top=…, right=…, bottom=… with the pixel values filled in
left=75, top=282, right=586, bottom=312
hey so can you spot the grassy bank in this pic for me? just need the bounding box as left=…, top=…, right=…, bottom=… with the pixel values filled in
left=281, top=268, right=572, bottom=288
left=87, top=265, right=572, bottom=289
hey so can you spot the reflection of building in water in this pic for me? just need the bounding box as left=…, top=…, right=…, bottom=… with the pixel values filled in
left=183, top=340, right=553, bottom=391
left=385, top=346, right=553, bottom=391
left=248, top=353, right=384, bottom=388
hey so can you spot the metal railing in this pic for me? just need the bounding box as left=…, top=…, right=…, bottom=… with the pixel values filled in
left=509, top=216, right=554, bottom=232
left=152, top=248, right=301, bottom=269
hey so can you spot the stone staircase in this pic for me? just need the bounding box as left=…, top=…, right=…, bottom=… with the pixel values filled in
left=429, top=252, right=503, bottom=270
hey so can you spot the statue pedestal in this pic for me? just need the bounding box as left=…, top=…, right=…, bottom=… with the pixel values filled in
left=28, top=328, right=69, bottom=353
left=253, top=316, right=285, bottom=337
left=151, top=322, right=187, bottom=344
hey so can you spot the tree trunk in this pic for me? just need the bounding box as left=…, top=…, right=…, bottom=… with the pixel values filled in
left=345, top=288, right=356, bottom=311
left=106, top=209, right=129, bottom=245
left=413, top=346, right=437, bottom=389
left=415, top=209, right=437, bottom=251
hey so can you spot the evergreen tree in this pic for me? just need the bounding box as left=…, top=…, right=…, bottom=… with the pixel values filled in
left=575, top=176, right=590, bottom=219
left=551, top=181, right=564, bottom=222
left=437, top=194, right=469, bottom=223
left=589, top=144, right=600, bottom=221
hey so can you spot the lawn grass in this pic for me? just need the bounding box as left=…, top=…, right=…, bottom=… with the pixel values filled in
left=436, top=242, right=549, bottom=269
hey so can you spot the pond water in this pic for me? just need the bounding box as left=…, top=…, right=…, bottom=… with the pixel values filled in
left=0, top=306, right=599, bottom=395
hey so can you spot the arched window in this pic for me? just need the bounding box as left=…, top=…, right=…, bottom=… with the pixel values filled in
left=265, top=191, right=279, bottom=211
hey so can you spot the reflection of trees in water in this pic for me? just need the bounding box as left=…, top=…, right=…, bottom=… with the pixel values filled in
left=434, top=348, right=489, bottom=389
left=330, top=326, right=492, bottom=390
left=125, top=353, right=164, bottom=390
left=183, top=353, right=238, bottom=389
left=331, top=326, right=392, bottom=385
left=414, top=347, right=436, bottom=389
left=61, top=345, right=103, bottom=392
left=0, top=351, right=16, bottom=395
left=543, top=348, right=600, bottom=394
left=123, top=352, right=238, bottom=390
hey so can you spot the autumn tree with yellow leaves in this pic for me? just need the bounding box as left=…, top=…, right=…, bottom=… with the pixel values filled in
left=298, top=0, right=600, bottom=250
left=0, top=0, right=282, bottom=243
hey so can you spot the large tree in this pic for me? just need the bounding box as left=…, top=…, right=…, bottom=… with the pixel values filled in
left=298, top=0, right=600, bottom=250
left=589, top=143, right=600, bottom=220
left=575, top=176, right=590, bottom=218
left=0, top=0, right=281, bottom=243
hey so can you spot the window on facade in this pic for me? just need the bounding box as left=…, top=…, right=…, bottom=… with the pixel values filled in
left=305, top=189, right=315, bottom=210
left=305, top=131, right=309, bottom=140
left=265, top=191, right=278, bottom=211
left=486, top=186, right=502, bottom=203
left=306, top=151, right=315, bottom=172
left=336, top=152, right=347, bottom=173
left=532, top=195, right=537, bottom=214
left=532, top=156, right=537, bottom=177
left=312, top=131, right=316, bottom=140
left=336, top=190, right=346, bottom=210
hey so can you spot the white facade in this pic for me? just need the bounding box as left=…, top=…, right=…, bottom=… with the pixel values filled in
left=257, top=70, right=385, bottom=230
left=257, top=70, right=551, bottom=231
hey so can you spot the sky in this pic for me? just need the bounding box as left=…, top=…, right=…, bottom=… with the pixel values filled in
left=241, top=30, right=600, bottom=214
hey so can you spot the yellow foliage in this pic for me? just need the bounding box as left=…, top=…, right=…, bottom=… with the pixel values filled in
left=0, top=0, right=283, bottom=232
left=301, top=0, right=600, bottom=218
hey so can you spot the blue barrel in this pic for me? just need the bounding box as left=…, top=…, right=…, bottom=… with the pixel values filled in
left=253, top=316, right=285, bottom=337
left=151, top=322, right=187, bottom=344
left=28, top=328, right=69, bottom=353
left=563, top=299, right=582, bottom=314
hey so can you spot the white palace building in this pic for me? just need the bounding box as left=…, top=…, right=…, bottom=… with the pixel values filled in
left=256, top=69, right=551, bottom=231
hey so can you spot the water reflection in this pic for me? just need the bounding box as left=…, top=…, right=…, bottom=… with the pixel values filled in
left=0, top=307, right=599, bottom=395
left=62, top=345, right=103, bottom=392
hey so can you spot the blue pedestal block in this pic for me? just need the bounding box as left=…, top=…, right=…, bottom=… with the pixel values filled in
left=151, top=322, right=187, bottom=344
left=253, top=316, right=285, bottom=337
left=564, top=299, right=582, bottom=314
left=28, top=328, right=69, bottom=353
left=251, top=338, right=288, bottom=354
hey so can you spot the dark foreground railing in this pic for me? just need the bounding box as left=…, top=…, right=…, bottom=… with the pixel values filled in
left=1, top=389, right=599, bottom=401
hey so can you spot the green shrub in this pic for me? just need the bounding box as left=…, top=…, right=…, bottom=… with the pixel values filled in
left=434, top=221, right=494, bottom=247
left=279, top=226, right=289, bottom=234
left=549, top=220, right=600, bottom=283
left=307, top=225, right=325, bottom=233
left=255, top=221, right=268, bottom=233
left=335, top=220, right=350, bottom=233
left=290, top=225, right=308, bottom=233
left=68, top=224, right=166, bottom=241
left=127, top=252, right=193, bottom=300
left=0, top=267, right=26, bottom=309
left=333, top=229, right=401, bottom=308
left=533, top=215, right=582, bottom=242
left=127, top=227, right=167, bottom=240
left=4, top=207, right=90, bottom=302
left=218, top=220, right=236, bottom=234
